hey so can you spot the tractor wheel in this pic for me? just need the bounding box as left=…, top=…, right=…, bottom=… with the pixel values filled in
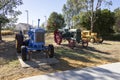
left=90, top=38, right=95, bottom=43
left=54, top=30, right=62, bottom=45
left=21, top=46, right=27, bottom=61
left=68, top=39, right=76, bottom=48
left=48, top=45, right=54, bottom=58
left=23, top=39, right=29, bottom=46
left=82, top=40, right=88, bottom=48
left=99, top=38, right=104, bottom=43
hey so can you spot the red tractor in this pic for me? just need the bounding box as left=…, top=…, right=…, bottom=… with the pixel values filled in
left=54, top=29, right=88, bottom=48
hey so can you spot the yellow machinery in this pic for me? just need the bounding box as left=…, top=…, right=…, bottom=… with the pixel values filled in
left=81, top=30, right=103, bottom=43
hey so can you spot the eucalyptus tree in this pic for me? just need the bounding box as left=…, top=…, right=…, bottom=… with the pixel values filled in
left=84, top=0, right=112, bottom=32
left=63, top=0, right=112, bottom=31
left=62, top=0, right=83, bottom=28
left=114, top=8, right=120, bottom=33
left=0, top=0, right=23, bottom=40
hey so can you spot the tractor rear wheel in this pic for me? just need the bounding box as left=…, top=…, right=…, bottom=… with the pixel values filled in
left=82, top=40, right=88, bottom=47
left=21, top=46, right=27, bottom=61
left=48, top=45, right=54, bottom=58
left=54, top=30, right=62, bottom=45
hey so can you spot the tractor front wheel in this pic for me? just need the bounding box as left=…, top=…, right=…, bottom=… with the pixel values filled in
left=48, top=45, right=54, bottom=58
left=82, top=40, right=88, bottom=47
left=21, top=46, right=28, bottom=61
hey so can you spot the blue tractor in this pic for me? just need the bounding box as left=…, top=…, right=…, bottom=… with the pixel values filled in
left=21, top=19, right=54, bottom=61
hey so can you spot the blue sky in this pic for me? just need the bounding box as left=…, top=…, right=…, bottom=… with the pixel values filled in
left=17, top=0, right=120, bottom=26
left=17, top=0, right=66, bottom=26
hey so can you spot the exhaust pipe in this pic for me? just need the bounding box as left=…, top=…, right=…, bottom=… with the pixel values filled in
left=38, top=19, right=40, bottom=28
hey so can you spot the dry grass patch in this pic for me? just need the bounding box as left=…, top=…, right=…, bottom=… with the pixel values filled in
left=0, top=34, right=120, bottom=80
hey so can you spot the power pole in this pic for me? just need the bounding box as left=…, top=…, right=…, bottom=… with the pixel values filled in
left=25, top=10, right=29, bottom=24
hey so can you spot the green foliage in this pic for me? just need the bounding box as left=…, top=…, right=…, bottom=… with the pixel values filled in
left=0, top=15, right=9, bottom=24
left=62, top=0, right=83, bottom=28
left=114, top=8, right=120, bottom=33
left=95, top=9, right=115, bottom=35
left=79, top=12, right=91, bottom=30
left=0, top=0, right=23, bottom=40
left=47, top=12, right=65, bottom=31
left=80, top=9, right=115, bottom=35
left=103, top=33, right=120, bottom=41
left=0, top=0, right=23, bottom=13
left=0, top=0, right=22, bottom=24
left=9, top=11, right=22, bottom=23
left=63, top=0, right=112, bottom=31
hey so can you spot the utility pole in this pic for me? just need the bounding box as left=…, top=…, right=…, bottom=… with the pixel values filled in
left=32, top=20, right=34, bottom=27
left=44, top=16, right=47, bottom=30
left=24, top=10, right=29, bottom=34
left=25, top=10, right=29, bottom=24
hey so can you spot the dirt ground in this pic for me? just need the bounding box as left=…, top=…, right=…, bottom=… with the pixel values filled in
left=0, top=34, right=120, bottom=80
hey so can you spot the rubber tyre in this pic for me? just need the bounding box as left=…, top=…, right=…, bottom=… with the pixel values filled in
left=23, top=39, right=29, bottom=46
left=48, top=45, right=54, bottom=58
left=99, top=39, right=104, bottom=43
left=21, top=46, right=27, bottom=61
left=90, top=38, right=95, bottom=43
left=82, top=41, right=88, bottom=48
left=54, top=30, right=62, bottom=45
left=68, top=39, right=76, bottom=48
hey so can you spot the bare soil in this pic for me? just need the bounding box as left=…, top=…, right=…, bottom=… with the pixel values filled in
left=0, top=34, right=120, bottom=80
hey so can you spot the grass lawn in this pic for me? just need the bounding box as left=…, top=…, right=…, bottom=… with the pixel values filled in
left=0, top=34, right=120, bottom=80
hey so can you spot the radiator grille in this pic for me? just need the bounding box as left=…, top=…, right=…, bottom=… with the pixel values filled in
left=35, top=32, right=44, bottom=42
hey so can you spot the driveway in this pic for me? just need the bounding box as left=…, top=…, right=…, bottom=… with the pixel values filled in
left=19, top=62, right=120, bottom=80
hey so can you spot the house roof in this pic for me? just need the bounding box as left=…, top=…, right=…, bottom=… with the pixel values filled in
left=15, top=23, right=32, bottom=30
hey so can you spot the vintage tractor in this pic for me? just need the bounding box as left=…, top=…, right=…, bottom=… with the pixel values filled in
left=81, top=30, right=103, bottom=43
left=21, top=19, right=54, bottom=61
left=54, top=29, right=88, bottom=48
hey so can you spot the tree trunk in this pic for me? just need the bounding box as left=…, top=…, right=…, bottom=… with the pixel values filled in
left=91, top=20, right=94, bottom=32
left=0, top=23, right=2, bottom=41
left=90, top=0, right=94, bottom=32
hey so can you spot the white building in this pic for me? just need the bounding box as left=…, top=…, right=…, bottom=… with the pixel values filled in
left=15, top=23, right=32, bottom=33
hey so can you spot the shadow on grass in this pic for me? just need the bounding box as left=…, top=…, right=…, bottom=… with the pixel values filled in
left=51, top=43, right=119, bottom=71
left=84, top=46, right=110, bottom=55
left=55, top=47, right=94, bottom=63
left=0, top=40, right=17, bottom=65
left=50, top=58, right=87, bottom=71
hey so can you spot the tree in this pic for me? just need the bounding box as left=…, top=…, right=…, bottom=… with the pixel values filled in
left=62, top=0, right=82, bottom=28
left=5, top=11, right=22, bottom=30
left=114, top=7, right=120, bottom=33
left=80, top=9, right=115, bottom=35
left=85, top=0, right=112, bottom=32
left=63, top=0, right=112, bottom=31
left=3, top=10, right=22, bottom=30
left=95, top=9, right=115, bottom=35
left=47, top=12, right=65, bottom=31
left=0, top=15, right=9, bottom=40
left=0, top=0, right=23, bottom=41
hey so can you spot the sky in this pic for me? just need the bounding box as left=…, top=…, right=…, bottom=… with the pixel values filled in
left=17, top=0, right=66, bottom=26
left=17, top=0, right=120, bottom=26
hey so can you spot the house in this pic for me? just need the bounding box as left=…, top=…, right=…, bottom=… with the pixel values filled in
left=15, top=23, right=32, bottom=34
